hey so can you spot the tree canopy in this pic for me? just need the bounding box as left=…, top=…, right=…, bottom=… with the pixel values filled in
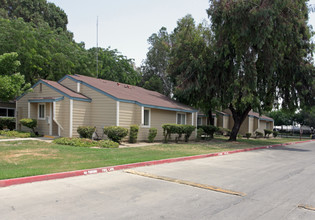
left=0, top=52, right=30, bottom=101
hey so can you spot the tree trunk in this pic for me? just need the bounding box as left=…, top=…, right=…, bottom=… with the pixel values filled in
left=207, top=109, right=214, bottom=125
left=229, top=105, right=252, bottom=141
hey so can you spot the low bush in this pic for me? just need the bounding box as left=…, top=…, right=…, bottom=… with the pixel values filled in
left=148, top=128, right=157, bottom=143
left=77, top=126, right=96, bottom=139
left=0, top=117, right=16, bottom=130
left=53, top=137, right=120, bottom=148
left=196, top=128, right=204, bottom=142
left=237, top=134, right=243, bottom=139
left=20, top=118, right=37, bottom=133
left=98, top=140, right=119, bottom=148
left=183, top=125, right=196, bottom=142
left=129, top=125, right=139, bottom=143
left=0, top=130, right=35, bottom=138
left=255, top=131, right=263, bottom=138
left=273, top=131, right=279, bottom=138
left=104, top=126, right=128, bottom=143
left=197, top=125, right=218, bottom=139
left=245, top=133, right=251, bottom=139
left=162, top=124, right=196, bottom=143
left=264, top=129, right=273, bottom=138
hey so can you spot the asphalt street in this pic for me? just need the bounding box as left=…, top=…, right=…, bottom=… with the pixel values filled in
left=1, top=141, right=315, bottom=219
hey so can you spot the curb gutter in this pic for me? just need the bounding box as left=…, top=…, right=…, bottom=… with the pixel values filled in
left=1, top=140, right=314, bottom=187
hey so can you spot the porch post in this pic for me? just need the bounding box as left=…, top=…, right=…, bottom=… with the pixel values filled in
left=49, top=103, right=52, bottom=136
left=69, top=99, right=73, bottom=137
left=116, top=101, right=120, bottom=126
left=28, top=102, right=30, bottom=118
left=141, top=106, right=144, bottom=125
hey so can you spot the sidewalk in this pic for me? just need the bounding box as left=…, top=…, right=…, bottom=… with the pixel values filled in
left=0, top=137, right=54, bottom=143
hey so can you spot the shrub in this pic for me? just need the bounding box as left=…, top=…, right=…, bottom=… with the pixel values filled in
left=182, top=125, right=196, bottom=142
left=197, top=125, right=218, bottom=139
left=237, top=134, right=243, bottom=139
left=77, top=126, right=96, bottom=139
left=98, top=140, right=119, bottom=148
left=196, top=128, right=204, bottom=142
left=255, top=131, right=263, bottom=138
left=273, top=131, right=279, bottom=138
left=129, top=125, right=139, bottom=143
left=148, top=128, right=157, bottom=143
left=264, top=129, right=273, bottom=138
left=53, top=137, right=119, bottom=148
left=245, top=133, right=251, bottom=139
left=162, top=124, right=196, bottom=143
left=0, top=130, right=35, bottom=138
left=0, top=117, right=16, bottom=130
left=20, top=118, right=37, bottom=133
left=103, top=126, right=128, bottom=143
left=53, top=137, right=97, bottom=147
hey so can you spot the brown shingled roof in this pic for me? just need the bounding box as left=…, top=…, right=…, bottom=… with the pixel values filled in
left=41, top=79, right=90, bottom=100
left=68, top=74, right=196, bottom=112
left=248, top=110, right=273, bottom=121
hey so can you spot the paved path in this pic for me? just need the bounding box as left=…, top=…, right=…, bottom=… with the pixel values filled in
left=1, top=141, right=314, bottom=219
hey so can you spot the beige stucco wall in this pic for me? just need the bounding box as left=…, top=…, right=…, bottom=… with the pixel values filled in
left=16, top=82, right=65, bottom=135
left=248, top=117, right=254, bottom=134
left=79, top=83, right=116, bottom=136
left=60, top=77, right=78, bottom=92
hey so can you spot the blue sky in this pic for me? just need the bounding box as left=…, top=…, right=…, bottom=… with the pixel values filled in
left=48, top=0, right=315, bottom=67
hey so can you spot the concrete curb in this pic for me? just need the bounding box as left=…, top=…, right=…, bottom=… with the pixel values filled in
left=1, top=140, right=314, bottom=187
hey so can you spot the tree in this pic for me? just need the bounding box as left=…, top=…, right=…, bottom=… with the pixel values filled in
left=88, top=47, right=141, bottom=85
left=208, top=0, right=314, bottom=141
left=294, top=107, right=315, bottom=128
left=141, top=27, right=172, bottom=97
left=0, top=52, right=30, bottom=101
left=168, top=15, right=218, bottom=125
left=267, top=110, right=294, bottom=129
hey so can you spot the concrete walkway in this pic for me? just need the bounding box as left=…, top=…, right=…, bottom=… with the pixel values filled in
left=0, top=137, right=54, bottom=143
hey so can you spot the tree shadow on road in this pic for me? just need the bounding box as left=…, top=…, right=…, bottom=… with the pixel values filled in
left=269, top=146, right=310, bottom=152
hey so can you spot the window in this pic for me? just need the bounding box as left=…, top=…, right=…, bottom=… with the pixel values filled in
left=177, top=113, right=186, bottom=125
left=0, top=108, right=15, bottom=117
left=38, top=104, right=45, bottom=119
left=197, top=117, right=202, bottom=126
left=143, top=109, right=150, bottom=126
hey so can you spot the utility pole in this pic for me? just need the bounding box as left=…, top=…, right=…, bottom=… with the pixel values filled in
left=96, top=16, right=99, bottom=78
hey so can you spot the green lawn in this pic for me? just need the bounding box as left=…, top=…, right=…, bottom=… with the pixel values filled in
left=0, top=137, right=305, bottom=180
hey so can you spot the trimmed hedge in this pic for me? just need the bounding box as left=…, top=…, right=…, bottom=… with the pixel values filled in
left=129, top=125, right=139, bottom=143
left=0, top=117, right=16, bottom=130
left=245, top=132, right=251, bottom=139
left=197, top=125, right=219, bottom=139
left=77, top=126, right=95, bottom=139
left=53, top=137, right=119, bottom=148
left=104, top=126, right=128, bottom=143
left=264, top=129, right=273, bottom=138
left=148, top=128, right=157, bottom=143
left=0, top=130, right=35, bottom=138
left=162, top=124, right=196, bottom=143
left=196, top=128, right=204, bottom=142
left=20, top=118, right=37, bottom=133
left=273, top=131, right=279, bottom=138
left=255, top=131, right=263, bottom=138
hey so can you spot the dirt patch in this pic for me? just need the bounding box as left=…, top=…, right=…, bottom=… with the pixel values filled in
left=0, top=148, right=59, bottom=165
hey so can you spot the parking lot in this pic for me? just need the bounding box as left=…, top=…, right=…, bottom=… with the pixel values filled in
left=1, top=141, right=314, bottom=219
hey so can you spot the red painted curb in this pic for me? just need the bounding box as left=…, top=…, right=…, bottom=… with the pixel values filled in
left=1, top=140, right=314, bottom=187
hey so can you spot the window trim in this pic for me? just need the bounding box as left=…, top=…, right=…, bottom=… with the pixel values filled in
left=197, top=116, right=202, bottom=126
left=142, top=108, right=151, bottom=128
left=176, top=112, right=186, bottom=125
left=0, top=108, right=15, bottom=118
left=38, top=103, right=46, bottom=120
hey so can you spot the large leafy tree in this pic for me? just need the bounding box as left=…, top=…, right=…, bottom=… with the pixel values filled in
left=141, top=27, right=172, bottom=97
left=88, top=47, right=141, bottom=85
left=208, top=0, right=314, bottom=141
left=168, top=15, right=218, bottom=125
left=0, top=52, right=30, bottom=101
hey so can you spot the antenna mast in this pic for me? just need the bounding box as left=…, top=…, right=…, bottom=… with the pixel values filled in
left=96, top=16, right=99, bottom=78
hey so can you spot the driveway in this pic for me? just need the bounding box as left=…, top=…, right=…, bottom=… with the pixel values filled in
left=0, top=141, right=314, bottom=219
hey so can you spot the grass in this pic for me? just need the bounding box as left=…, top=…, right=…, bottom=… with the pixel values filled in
left=0, top=137, right=305, bottom=180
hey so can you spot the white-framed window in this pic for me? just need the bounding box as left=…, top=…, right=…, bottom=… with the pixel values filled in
left=197, top=117, right=202, bottom=126
left=0, top=108, right=15, bottom=117
left=176, top=113, right=186, bottom=125
left=143, top=108, right=150, bottom=127
left=38, top=104, right=45, bottom=120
